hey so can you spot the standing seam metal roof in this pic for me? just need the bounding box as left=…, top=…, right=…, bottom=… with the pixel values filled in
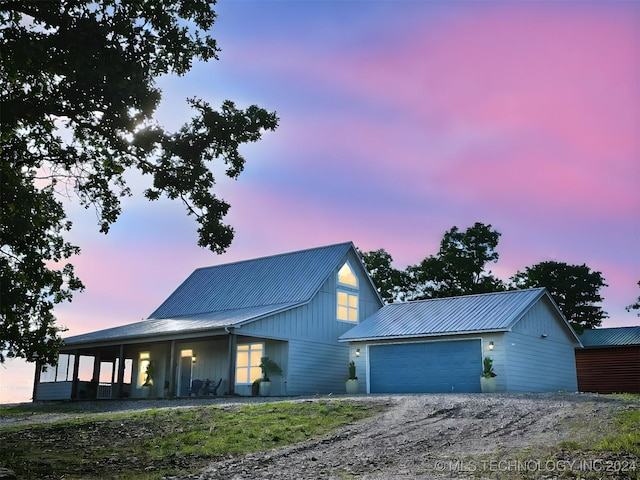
left=149, top=242, right=354, bottom=318
left=339, top=288, right=553, bottom=341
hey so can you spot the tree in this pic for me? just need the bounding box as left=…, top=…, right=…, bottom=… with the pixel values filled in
left=406, top=222, right=506, bottom=299
left=625, top=280, right=640, bottom=316
left=358, top=248, right=409, bottom=303
left=0, top=1, right=279, bottom=365
left=510, top=262, right=608, bottom=333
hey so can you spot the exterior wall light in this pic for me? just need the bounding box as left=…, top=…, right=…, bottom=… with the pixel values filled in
left=192, top=354, right=197, bottom=363
left=355, top=348, right=360, bottom=357
left=488, top=341, right=494, bottom=351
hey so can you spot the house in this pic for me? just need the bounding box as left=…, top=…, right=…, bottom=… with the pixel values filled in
left=575, top=326, right=640, bottom=393
left=33, top=242, right=383, bottom=400
left=339, top=288, right=582, bottom=394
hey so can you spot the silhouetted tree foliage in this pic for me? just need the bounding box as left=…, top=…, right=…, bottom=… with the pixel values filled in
left=406, top=222, right=506, bottom=299
left=359, top=223, right=611, bottom=334
left=510, top=262, right=608, bottom=333
left=0, top=0, right=279, bottom=364
left=358, top=248, right=410, bottom=303
left=625, top=280, right=640, bottom=316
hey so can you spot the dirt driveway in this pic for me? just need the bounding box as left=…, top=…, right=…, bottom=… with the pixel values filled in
left=191, top=392, right=637, bottom=480
left=2, top=392, right=637, bottom=479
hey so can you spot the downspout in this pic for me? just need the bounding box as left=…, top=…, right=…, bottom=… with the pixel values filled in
left=226, top=326, right=237, bottom=395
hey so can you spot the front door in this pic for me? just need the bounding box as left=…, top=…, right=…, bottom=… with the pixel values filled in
left=179, top=356, right=192, bottom=396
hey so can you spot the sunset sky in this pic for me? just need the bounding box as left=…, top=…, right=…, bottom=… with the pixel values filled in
left=1, top=0, right=639, bottom=403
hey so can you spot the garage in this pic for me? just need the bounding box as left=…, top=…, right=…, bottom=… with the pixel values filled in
left=369, top=339, right=482, bottom=393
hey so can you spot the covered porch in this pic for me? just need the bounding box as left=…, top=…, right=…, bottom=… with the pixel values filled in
left=33, top=330, right=288, bottom=401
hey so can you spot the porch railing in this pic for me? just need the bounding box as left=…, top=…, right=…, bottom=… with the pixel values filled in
left=96, top=383, right=112, bottom=399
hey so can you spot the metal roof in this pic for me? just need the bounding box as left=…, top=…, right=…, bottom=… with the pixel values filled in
left=63, top=304, right=297, bottom=346
left=340, top=288, right=559, bottom=341
left=149, top=242, right=354, bottom=318
left=579, top=326, right=640, bottom=347
left=63, top=242, right=357, bottom=346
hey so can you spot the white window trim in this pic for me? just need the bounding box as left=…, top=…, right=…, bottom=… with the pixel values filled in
left=337, top=289, right=359, bottom=323
left=235, top=342, right=265, bottom=385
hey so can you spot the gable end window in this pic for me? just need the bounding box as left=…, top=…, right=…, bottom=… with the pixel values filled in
left=337, top=261, right=359, bottom=322
left=338, top=262, right=358, bottom=287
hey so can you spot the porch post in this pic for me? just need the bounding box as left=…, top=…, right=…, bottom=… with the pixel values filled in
left=169, top=340, right=176, bottom=396
left=116, top=344, right=125, bottom=398
left=227, top=328, right=237, bottom=395
left=92, top=354, right=100, bottom=399
left=71, top=351, right=80, bottom=399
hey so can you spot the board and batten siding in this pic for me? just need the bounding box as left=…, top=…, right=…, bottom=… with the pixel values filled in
left=236, top=249, right=382, bottom=395
left=505, top=297, right=579, bottom=392
left=286, top=340, right=350, bottom=395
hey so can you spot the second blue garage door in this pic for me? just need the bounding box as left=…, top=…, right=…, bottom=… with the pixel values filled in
left=369, top=340, right=482, bottom=393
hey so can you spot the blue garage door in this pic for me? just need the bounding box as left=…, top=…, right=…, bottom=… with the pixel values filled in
left=369, top=340, right=482, bottom=393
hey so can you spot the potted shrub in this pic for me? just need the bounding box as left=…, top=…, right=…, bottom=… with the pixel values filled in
left=480, top=357, right=497, bottom=393
left=142, top=361, right=154, bottom=397
left=345, top=360, right=359, bottom=394
left=258, top=356, right=282, bottom=396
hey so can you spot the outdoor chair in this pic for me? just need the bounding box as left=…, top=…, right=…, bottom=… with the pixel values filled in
left=190, top=379, right=203, bottom=396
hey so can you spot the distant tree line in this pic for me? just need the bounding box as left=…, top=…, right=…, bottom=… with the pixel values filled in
left=358, top=222, right=628, bottom=334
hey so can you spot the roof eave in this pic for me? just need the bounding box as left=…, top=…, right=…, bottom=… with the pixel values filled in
left=339, top=328, right=509, bottom=343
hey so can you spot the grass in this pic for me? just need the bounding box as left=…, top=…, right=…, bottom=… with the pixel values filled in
left=0, top=400, right=382, bottom=479
left=595, top=409, right=640, bottom=456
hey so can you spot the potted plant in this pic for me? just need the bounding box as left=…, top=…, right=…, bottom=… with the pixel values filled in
left=345, top=360, right=358, bottom=394
left=480, top=356, right=497, bottom=393
left=258, top=356, right=282, bottom=396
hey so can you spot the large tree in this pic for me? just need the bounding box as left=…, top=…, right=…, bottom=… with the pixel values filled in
left=406, top=222, right=506, bottom=300
left=510, top=262, right=608, bottom=333
left=0, top=1, right=279, bottom=364
left=358, top=248, right=409, bottom=303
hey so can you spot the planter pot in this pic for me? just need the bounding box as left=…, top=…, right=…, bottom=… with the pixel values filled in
left=480, top=376, right=496, bottom=393
left=345, top=379, right=359, bottom=395
left=259, top=381, right=272, bottom=397
left=142, top=384, right=153, bottom=398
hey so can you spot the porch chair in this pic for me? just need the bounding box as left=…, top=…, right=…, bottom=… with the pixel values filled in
left=190, top=379, right=203, bottom=396
left=210, top=378, right=223, bottom=396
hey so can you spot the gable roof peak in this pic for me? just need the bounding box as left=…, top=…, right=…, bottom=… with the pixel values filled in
left=149, top=241, right=357, bottom=319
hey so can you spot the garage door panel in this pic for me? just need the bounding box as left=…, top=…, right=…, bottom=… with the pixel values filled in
left=369, top=340, right=482, bottom=393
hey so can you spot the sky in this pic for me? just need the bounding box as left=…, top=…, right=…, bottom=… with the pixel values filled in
left=1, top=0, right=639, bottom=403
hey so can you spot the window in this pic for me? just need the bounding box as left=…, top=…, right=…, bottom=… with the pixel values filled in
left=337, top=261, right=359, bottom=322
left=337, top=290, right=358, bottom=322
left=40, top=354, right=75, bottom=383
left=236, top=343, right=264, bottom=385
left=137, top=352, right=150, bottom=389
left=338, top=262, right=358, bottom=287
